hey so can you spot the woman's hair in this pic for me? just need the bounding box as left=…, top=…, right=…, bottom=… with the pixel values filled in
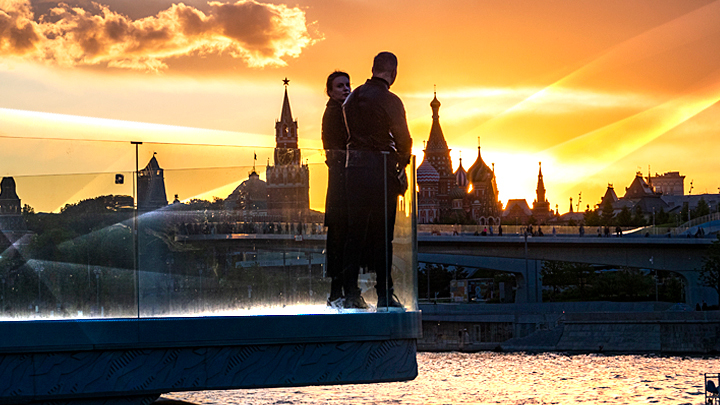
left=326, top=71, right=350, bottom=96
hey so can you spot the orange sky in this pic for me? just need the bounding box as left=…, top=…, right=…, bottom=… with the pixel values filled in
left=1, top=0, right=720, bottom=213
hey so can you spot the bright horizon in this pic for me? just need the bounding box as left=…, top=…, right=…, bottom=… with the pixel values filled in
left=2, top=0, right=720, bottom=214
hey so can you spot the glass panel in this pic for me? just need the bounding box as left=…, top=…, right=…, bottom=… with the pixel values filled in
left=135, top=143, right=417, bottom=316
left=393, top=155, right=418, bottom=311
left=1, top=136, right=417, bottom=319
left=0, top=137, right=136, bottom=319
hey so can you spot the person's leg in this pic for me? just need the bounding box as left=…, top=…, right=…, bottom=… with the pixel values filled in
left=374, top=162, right=400, bottom=308
left=342, top=166, right=374, bottom=308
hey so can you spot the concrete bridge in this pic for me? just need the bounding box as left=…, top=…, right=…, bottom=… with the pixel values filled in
left=176, top=232, right=717, bottom=305
left=418, top=234, right=715, bottom=305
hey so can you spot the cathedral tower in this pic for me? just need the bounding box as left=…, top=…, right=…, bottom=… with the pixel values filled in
left=423, top=92, right=454, bottom=217
left=467, top=147, right=501, bottom=225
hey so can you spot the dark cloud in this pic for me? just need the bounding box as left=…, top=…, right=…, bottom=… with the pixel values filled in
left=0, top=0, right=317, bottom=70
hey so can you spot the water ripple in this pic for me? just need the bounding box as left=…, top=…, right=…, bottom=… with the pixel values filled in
left=162, top=352, right=720, bottom=404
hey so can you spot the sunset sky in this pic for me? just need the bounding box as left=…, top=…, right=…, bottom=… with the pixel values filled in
left=1, top=0, right=720, bottom=213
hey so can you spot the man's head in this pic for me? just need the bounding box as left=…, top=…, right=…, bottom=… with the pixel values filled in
left=371, top=51, right=397, bottom=86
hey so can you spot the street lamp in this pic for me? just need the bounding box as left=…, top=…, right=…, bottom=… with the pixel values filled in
left=653, top=207, right=656, bottom=236
left=1, top=276, right=5, bottom=315
left=94, top=268, right=101, bottom=317
left=35, top=264, right=44, bottom=314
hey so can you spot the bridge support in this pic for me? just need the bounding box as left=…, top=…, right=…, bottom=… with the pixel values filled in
left=679, top=271, right=718, bottom=307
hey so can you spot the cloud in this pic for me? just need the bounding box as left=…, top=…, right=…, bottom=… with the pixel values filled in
left=0, top=0, right=317, bottom=71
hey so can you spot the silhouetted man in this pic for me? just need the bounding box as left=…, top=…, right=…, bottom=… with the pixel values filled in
left=341, top=51, right=412, bottom=309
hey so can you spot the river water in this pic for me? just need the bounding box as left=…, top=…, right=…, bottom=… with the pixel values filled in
left=160, top=352, right=720, bottom=404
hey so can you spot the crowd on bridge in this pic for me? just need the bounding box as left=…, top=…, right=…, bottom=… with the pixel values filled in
left=176, top=220, right=326, bottom=236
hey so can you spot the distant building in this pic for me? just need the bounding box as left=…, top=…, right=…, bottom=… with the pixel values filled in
left=417, top=158, right=440, bottom=224
left=0, top=177, right=27, bottom=231
left=531, top=162, right=552, bottom=223
left=0, top=177, right=30, bottom=255
left=610, top=172, right=668, bottom=216
left=137, top=155, right=169, bottom=211
left=596, top=171, right=720, bottom=222
left=503, top=199, right=532, bottom=224
left=466, top=147, right=501, bottom=226
left=265, top=79, right=310, bottom=220
left=600, top=184, right=619, bottom=206
left=223, top=79, right=314, bottom=222
left=650, top=171, right=684, bottom=196
left=416, top=92, right=501, bottom=225
left=224, top=168, right=268, bottom=219
left=423, top=93, right=454, bottom=217
left=623, top=171, right=660, bottom=200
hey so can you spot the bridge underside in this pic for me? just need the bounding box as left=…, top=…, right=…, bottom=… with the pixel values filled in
left=418, top=236, right=716, bottom=305
left=0, top=313, right=420, bottom=404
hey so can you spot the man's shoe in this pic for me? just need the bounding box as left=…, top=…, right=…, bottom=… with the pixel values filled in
left=377, top=293, right=404, bottom=310
left=343, top=294, right=368, bottom=309
left=327, top=297, right=344, bottom=310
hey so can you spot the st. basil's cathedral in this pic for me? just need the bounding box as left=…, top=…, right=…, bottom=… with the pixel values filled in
left=417, top=93, right=503, bottom=225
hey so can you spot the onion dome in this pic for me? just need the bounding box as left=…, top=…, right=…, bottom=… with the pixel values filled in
left=430, top=94, right=441, bottom=111
left=467, top=147, right=493, bottom=184
left=450, top=185, right=466, bottom=200
left=426, top=93, right=449, bottom=151
left=455, top=158, right=468, bottom=188
left=417, top=158, right=440, bottom=184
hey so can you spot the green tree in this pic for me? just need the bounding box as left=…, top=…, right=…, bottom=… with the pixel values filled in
left=699, top=235, right=720, bottom=305
left=631, top=204, right=646, bottom=226
left=600, top=199, right=614, bottom=226
left=616, top=206, right=633, bottom=227
left=183, top=198, right=225, bottom=211
left=693, top=197, right=711, bottom=219
left=584, top=209, right=600, bottom=227
left=681, top=202, right=690, bottom=223
left=541, top=261, right=596, bottom=301
left=655, top=207, right=670, bottom=225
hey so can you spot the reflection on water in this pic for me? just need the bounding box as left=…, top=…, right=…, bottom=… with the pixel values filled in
left=162, top=352, right=720, bottom=404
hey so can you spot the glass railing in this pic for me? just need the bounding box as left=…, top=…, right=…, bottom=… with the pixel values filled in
left=0, top=139, right=417, bottom=319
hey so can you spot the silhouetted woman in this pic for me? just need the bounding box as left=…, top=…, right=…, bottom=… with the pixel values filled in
left=322, top=71, right=351, bottom=307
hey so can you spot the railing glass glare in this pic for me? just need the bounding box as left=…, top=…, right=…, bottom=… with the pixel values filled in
left=0, top=139, right=417, bottom=319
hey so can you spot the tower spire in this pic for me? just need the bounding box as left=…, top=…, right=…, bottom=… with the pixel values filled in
left=536, top=161, right=546, bottom=203
left=274, top=78, right=299, bottom=163
left=279, top=78, right=293, bottom=124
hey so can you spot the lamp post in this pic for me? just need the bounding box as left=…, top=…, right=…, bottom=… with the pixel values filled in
left=524, top=230, right=529, bottom=303
left=306, top=252, right=313, bottom=297
left=166, top=256, right=174, bottom=314
left=94, top=268, right=101, bottom=316
left=35, top=264, right=43, bottom=313
left=653, top=207, right=656, bottom=236
left=131, top=141, right=142, bottom=318
left=0, top=254, right=4, bottom=314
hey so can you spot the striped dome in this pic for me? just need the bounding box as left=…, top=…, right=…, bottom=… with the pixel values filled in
left=417, top=159, right=440, bottom=183
left=455, top=160, right=468, bottom=188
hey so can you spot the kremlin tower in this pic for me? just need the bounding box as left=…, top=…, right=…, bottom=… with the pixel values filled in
left=265, top=79, right=310, bottom=220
